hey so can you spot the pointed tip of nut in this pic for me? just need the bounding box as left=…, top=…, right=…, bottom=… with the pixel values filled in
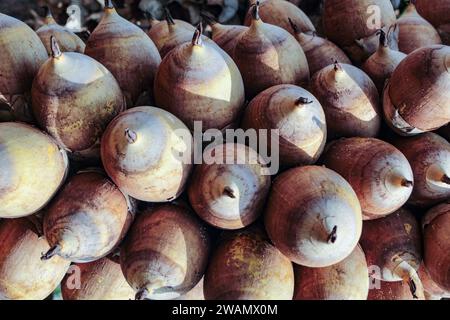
left=41, top=244, right=61, bottom=261
left=441, top=174, right=450, bottom=185
left=124, top=128, right=137, bottom=144
left=42, top=5, right=52, bottom=19
left=401, top=179, right=414, bottom=188
left=295, top=97, right=313, bottom=106
left=223, top=186, right=236, bottom=198
left=50, top=36, right=62, bottom=59
left=333, top=60, right=341, bottom=72
left=376, top=29, right=387, bottom=47
left=252, top=1, right=260, bottom=21
left=288, top=17, right=298, bottom=34
left=192, top=24, right=203, bottom=47
left=327, top=225, right=338, bottom=244
left=164, top=7, right=175, bottom=25
left=135, top=288, right=149, bottom=300
left=105, top=0, right=114, bottom=9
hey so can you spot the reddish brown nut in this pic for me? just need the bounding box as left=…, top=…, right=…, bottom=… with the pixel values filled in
left=188, top=143, right=271, bottom=230
left=265, top=165, right=362, bottom=267
left=120, top=204, right=210, bottom=300
left=294, top=245, right=369, bottom=300
left=393, top=132, right=450, bottom=207
left=322, top=137, right=413, bottom=220
left=204, top=227, right=294, bottom=300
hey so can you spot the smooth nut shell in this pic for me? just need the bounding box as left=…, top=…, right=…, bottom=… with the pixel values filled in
left=147, top=19, right=195, bottom=58
left=322, top=0, right=397, bottom=63
left=241, top=84, right=327, bottom=167
left=154, top=40, right=245, bottom=131
left=265, top=165, right=363, bottom=267
left=204, top=227, right=294, bottom=300
left=383, top=45, right=450, bottom=135
left=322, top=138, right=413, bottom=220
left=0, top=13, right=47, bottom=122
left=294, top=245, right=369, bottom=300
left=397, top=4, right=442, bottom=54
left=293, top=32, right=351, bottom=76
left=148, top=18, right=195, bottom=38
left=120, top=204, right=210, bottom=300
left=188, top=143, right=271, bottom=230
left=418, top=263, right=450, bottom=299
left=393, top=132, right=450, bottom=207
left=362, top=44, right=406, bottom=93
left=359, top=208, right=422, bottom=282
left=0, top=218, right=70, bottom=300
left=415, top=0, right=450, bottom=44
left=43, top=171, right=133, bottom=263
left=416, top=0, right=450, bottom=27
left=31, top=51, right=125, bottom=161
left=0, top=122, right=68, bottom=218
left=36, top=15, right=85, bottom=55
left=244, top=0, right=315, bottom=35
left=85, top=7, right=161, bottom=106
left=309, top=63, right=381, bottom=139
left=61, top=256, right=134, bottom=300
left=210, top=23, right=248, bottom=57
left=422, top=203, right=450, bottom=291
left=101, top=106, right=193, bottom=202
left=233, top=18, right=309, bottom=99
